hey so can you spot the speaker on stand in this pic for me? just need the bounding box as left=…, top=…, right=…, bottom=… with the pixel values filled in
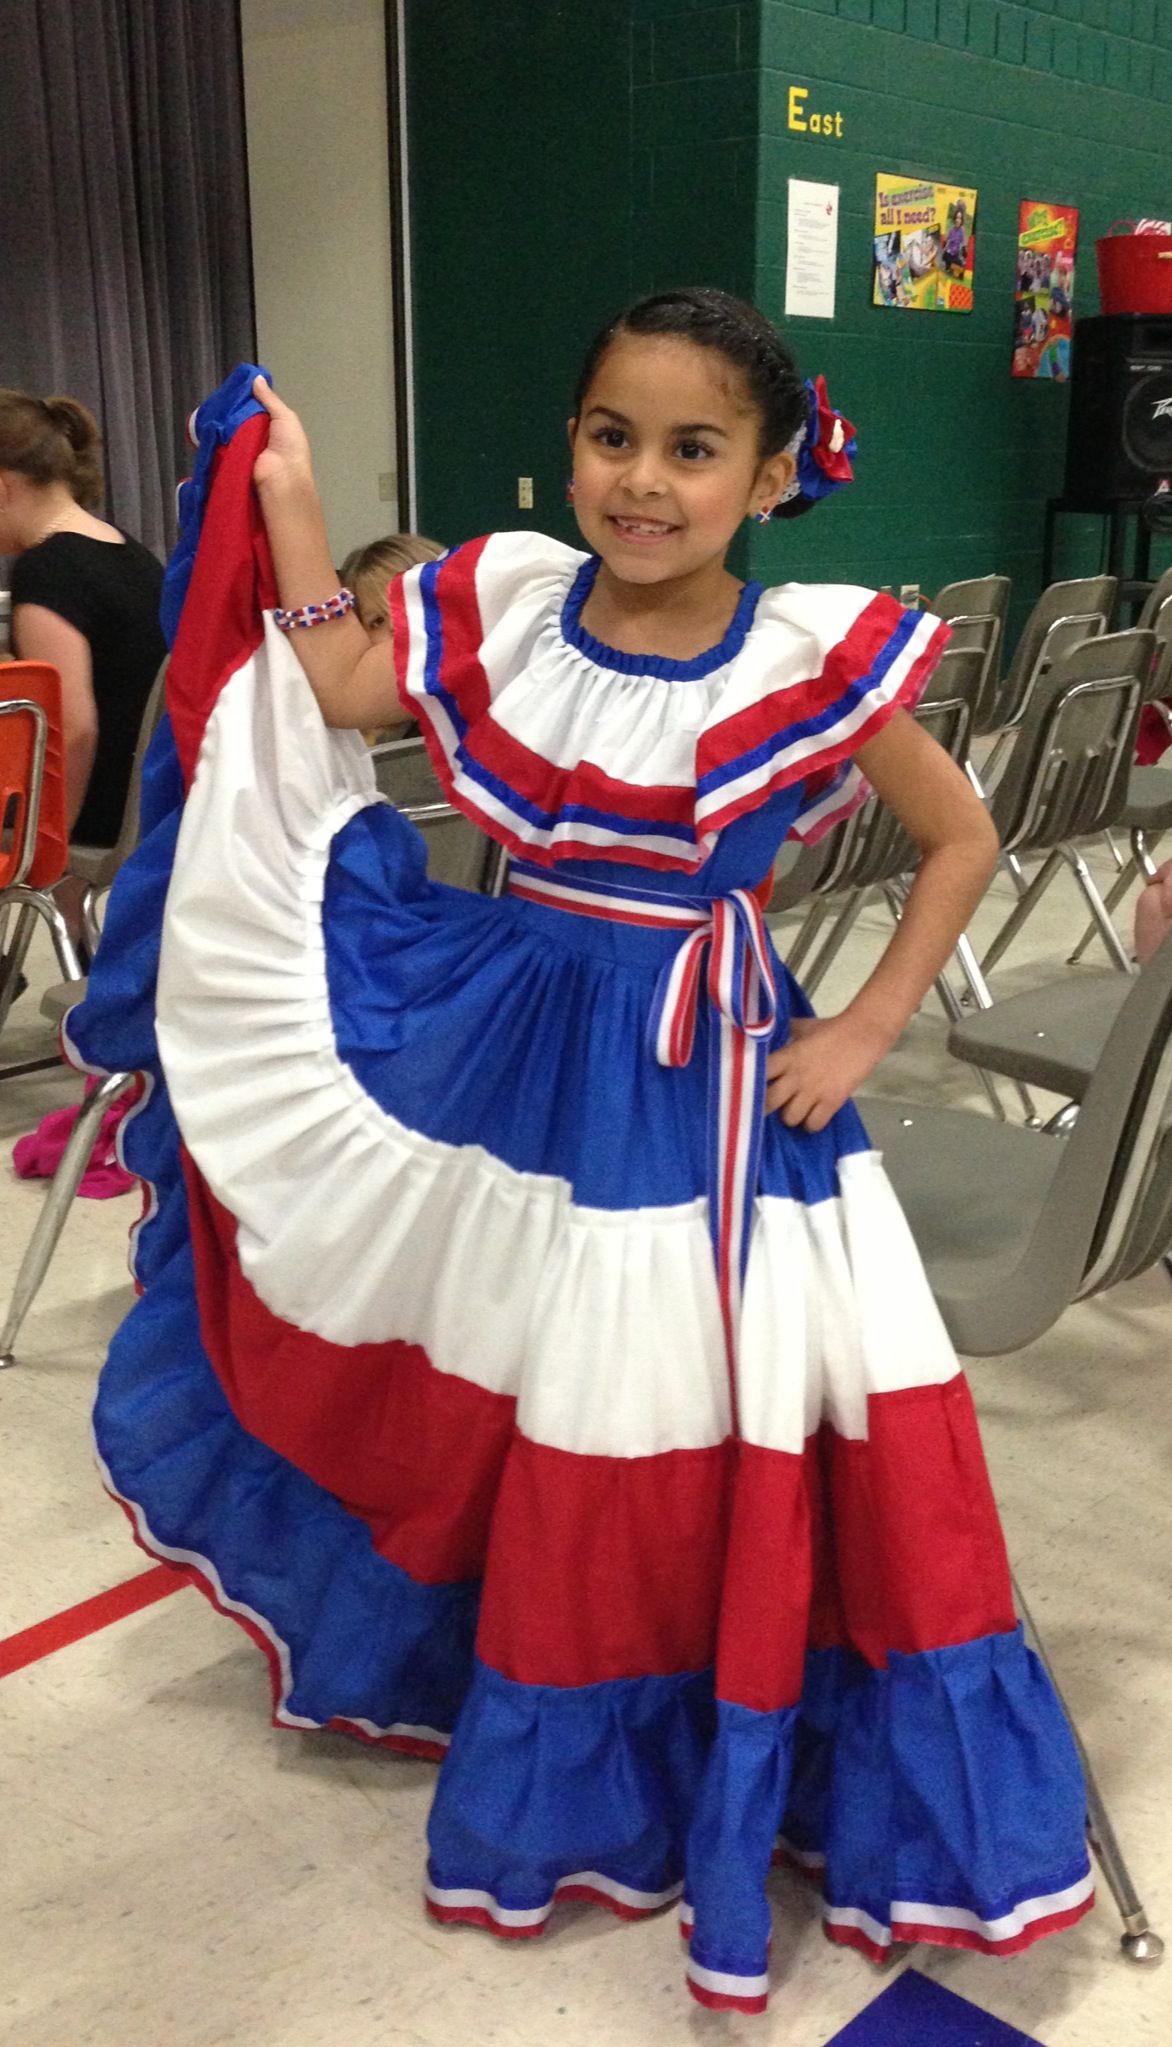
left=1057, top=314, right=1172, bottom=615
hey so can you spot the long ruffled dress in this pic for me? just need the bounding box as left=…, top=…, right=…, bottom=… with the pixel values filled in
left=69, top=371, right=1093, bottom=2015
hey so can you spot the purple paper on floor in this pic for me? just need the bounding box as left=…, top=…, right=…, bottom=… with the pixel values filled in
left=826, top=1968, right=1047, bottom=2046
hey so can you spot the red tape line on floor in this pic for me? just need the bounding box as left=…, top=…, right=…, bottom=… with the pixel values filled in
left=0, top=1563, right=191, bottom=1678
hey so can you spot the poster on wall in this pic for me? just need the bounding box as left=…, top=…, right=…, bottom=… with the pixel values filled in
left=872, top=174, right=977, bottom=312
left=785, top=178, right=839, bottom=319
left=1012, top=200, right=1078, bottom=380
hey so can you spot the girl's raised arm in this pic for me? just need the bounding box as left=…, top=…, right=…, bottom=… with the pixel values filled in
left=766, top=709, right=1000, bottom=1131
left=251, top=378, right=407, bottom=732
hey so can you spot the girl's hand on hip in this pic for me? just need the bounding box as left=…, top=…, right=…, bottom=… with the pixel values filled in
left=765, top=1012, right=892, bottom=1133
left=251, top=377, right=314, bottom=497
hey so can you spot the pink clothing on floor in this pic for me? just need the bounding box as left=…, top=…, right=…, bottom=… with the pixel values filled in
left=13, top=1077, right=138, bottom=1198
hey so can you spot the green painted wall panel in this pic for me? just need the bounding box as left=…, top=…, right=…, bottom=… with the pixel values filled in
left=406, top=0, right=758, bottom=548
left=406, top=0, right=1169, bottom=622
left=749, top=0, right=1171, bottom=622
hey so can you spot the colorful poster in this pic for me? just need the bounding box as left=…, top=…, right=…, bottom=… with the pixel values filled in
left=1012, top=200, right=1078, bottom=380
left=872, top=175, right=977, bottom=313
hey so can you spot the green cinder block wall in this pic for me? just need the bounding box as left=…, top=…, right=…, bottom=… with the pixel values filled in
left=406, top=0, right=1171, bottom=625
left=406, top=0, right=761, bottom=549
left=748, top=0, right=1172, bottom=625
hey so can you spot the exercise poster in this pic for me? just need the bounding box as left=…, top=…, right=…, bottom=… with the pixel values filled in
left=872, top=175, right=977, bottom=312
left=1012, top=200, right=1078, bottom=380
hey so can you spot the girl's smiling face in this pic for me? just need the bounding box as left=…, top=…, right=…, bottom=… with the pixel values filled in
left=568, top=333, right=794, bottom=586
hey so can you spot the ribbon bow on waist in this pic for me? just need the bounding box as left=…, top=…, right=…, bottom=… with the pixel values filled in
left=647, top=889, right=778, bottom=1415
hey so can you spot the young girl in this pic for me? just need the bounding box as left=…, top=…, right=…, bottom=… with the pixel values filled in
left=70, top=293, right=1091, bottom=2016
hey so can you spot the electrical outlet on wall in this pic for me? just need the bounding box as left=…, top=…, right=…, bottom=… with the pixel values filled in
left=899, top=582, right=920, bottom=606
left=378, top=473, right=396, bottom=503
left=517, top=477, right=534, bottom=509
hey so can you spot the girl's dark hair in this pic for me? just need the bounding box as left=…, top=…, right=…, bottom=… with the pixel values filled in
left=573, top=286, right=812, bottom=517
left=0, top=389, right=104, bottom=511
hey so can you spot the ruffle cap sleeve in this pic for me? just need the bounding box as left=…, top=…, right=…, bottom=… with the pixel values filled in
left=694, top=584, right=950, bottom=847
left=390, top=529, right=585, bottom=732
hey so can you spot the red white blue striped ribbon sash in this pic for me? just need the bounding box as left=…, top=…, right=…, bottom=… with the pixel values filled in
left=507, top=863, right=779, bottom=1431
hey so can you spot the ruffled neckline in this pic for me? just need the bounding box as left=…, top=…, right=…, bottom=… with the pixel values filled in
left=560, top=556, right=764, bottom=681
left=390, top=531, right=950, bottom=873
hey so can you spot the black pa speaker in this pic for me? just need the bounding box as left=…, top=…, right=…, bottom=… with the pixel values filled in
left=1064, top=314, right=1172, bottom=504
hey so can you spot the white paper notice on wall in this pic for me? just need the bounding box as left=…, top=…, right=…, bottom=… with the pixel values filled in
left=785, top=179, right=839, bottom=320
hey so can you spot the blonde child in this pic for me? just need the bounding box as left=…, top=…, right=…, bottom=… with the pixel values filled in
left=339, top=531, right=443, bottom=640
left=339, top=532, right=442, bottom=742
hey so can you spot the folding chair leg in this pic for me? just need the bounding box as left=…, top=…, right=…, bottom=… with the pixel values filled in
left=980, top=847, right=1064, bottom=976
left=983, top=728, right=1014, bottom=788
left=1045, top=1101, right=1081, bottom=1136
left=1002, top=849, right=1031, bottom=899
left=81, top=885, right=104, bottom=962
left=802, top=891, right=868, bottom=996
left=0, top=885, right=83, bottom=985
left=1069, top=859, right=1138, bottom=964
left=1014, top=1573, right=1165, bottom=1964
left=1070, top=830, right=1166, bottom=964
left=0, top=1070, right=134, bottom=1370
left=929, top=966, right=1008, bottom=1121
left=1131, top=826, right=1161, bottom=884
left=0, top=904, right=39, bottom=1031
left=880, top=883, right=1020, bottom=1121
left=480, top=842, right=510, bottom=898
left=785, top=897, right=835, bottom=978
left=1059, top=845, right=1135, bottom=974
left=951, top=930, right=1040, bottom=1123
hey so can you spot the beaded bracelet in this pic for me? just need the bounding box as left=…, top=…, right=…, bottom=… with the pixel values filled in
left=273, top=588, right=357, bottom=632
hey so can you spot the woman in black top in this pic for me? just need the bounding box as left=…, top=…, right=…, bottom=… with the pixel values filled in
left=0, top=390, right=165, bottom=897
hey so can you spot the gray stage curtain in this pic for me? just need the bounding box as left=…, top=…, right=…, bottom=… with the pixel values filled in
left=0, top=0, right=255, bottom=558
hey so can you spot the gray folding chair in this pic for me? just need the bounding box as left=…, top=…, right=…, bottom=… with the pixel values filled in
left=1139, top=563, right=1172, bottom=649
left=946, top=966, right=1127, bottom=1121
left=979, top=629, right=1156, bottom=978
left=784, top=646, right=983, bottom=976
left=67, top=657, right=170, bottom=959
left=861, top=924, right=1172, bottom=1967
left=0, top=748, right=506, bottom=1369
left=778, top=650, right=1023, bottom=1119
left=929, top=574, right=1011, bottom=742
left=787, top=650, right=981, bottom=991
left=982, top=575, right=1117, bottom=783
left=1065, top=568, right=1172, bottom=965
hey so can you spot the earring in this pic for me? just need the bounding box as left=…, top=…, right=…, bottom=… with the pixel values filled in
left=565, top=480, right=575, bottom=504
left=752, top=505, right=773, bottom=524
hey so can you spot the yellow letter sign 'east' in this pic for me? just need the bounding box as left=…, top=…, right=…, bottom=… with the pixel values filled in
left=788, top=85, right=844, bottom=138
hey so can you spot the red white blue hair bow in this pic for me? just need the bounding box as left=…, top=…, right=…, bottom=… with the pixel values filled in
left=776, top=375, right=857, bottom=509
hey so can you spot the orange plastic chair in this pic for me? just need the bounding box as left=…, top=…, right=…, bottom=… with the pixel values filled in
left=0, top=661, right=69, bottom=887
left=1, top=661, right=80, bottom=1040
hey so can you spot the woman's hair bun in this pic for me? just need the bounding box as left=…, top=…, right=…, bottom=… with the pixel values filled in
left=43, top=394, right=101, bottom=455
left=35, top=393, right=104, bottom=509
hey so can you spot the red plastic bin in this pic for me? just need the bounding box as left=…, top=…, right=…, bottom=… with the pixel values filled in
left=1096, top=222, right=1172, bottom=316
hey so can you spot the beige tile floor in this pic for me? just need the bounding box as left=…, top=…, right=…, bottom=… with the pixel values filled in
left=2, top=842, right=1171, bottom=2047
